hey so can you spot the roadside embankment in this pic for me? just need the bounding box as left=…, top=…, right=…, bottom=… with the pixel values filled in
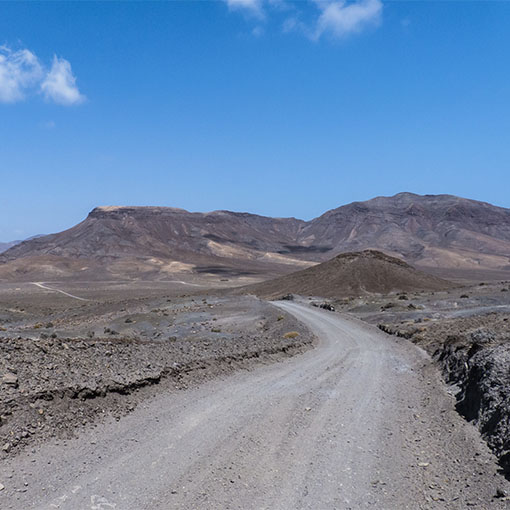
left=378, top=312, right=510, bottom=476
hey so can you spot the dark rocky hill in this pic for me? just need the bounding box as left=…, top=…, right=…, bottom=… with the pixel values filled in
left=239, top=250, right=456, bottom=299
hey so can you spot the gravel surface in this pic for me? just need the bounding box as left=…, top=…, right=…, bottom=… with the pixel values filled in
left=0, top=296, right=313, bottom=457
left=1, top=303, right=508, bottom=509
left=377, top=310, right=510, bottom=480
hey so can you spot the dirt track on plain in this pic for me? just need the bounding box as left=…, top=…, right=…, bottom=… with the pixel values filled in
left=1, top=302, right=509, bottom=509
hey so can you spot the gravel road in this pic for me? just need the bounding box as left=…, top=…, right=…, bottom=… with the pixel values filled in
left=1, top=302, right=508, bottom=509
left=30, top=282, right=90, bottom=301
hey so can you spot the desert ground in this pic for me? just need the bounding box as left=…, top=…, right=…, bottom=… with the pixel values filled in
left=0, top=280, right=313, bottom=456
left=1, top=275, right=510, bottom=508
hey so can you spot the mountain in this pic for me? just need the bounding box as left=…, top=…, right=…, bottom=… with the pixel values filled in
left=239, top=250, right=456, bottom=299
left=0, top=207, right=312, bottom=281
left=0, top=234, right=45, bottom=255
left=0, top=241, right=18, bottom=254
left=300, top=193, right=510, bottom=279
left=0, top=235, right=43, bottom=255
left=2, top=193, right=510, bottom=281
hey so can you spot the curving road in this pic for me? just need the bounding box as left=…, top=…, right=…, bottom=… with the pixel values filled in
left=1, top=302, right=507, bottom=509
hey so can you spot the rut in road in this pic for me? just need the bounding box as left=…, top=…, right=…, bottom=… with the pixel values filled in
left=1, top=302, right=508, bottom=510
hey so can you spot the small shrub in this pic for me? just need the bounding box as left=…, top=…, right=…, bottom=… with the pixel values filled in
left=460, top=294, right=469, bottom=299
left=283, top=331, right=299, bottom=339
left=398, top=295, right=409, bottom=300
left=211, top=328, right=221, bottom=333
left=277, top=315, right=285, bottom=321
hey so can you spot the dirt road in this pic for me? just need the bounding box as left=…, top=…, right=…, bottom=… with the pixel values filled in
left=30, top=282, right=90, bottom=301
left=1, top=303, right=508, bottom=509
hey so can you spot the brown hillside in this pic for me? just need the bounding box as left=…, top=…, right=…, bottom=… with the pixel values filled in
left=241, top=250, right=456, bottom=299
left=2, top=193, right=510, bottom=281
left=0, top=207, right=311, bottom=281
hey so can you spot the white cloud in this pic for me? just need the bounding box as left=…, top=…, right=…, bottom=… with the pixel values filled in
left=0, top=46, right=43, bottom=103
left=225, top=0, right=382, bottom=40
left=41, top=56, right=85, bottom=105
left=315, top=0, right=382, bottom=39
left=0, top=46, right=84, bottom=105
left=225, top=0, right=264, bottom=18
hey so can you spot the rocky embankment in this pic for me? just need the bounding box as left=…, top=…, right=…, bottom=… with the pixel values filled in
left=379, top=312, right=510, bottom=476
left=0, top=299, right=314, bottom=457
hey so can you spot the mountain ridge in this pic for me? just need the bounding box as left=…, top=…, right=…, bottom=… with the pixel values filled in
left=2, top=192, right=510, bottom=281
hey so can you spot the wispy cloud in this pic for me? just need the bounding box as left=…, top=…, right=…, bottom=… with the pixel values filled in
left=0, top=46, right=43, bottom=103
left=41, top=56, right=84, bottom=105
left=224, top=0, right=383, bottom=40
left=0, top=46, right=84, bottom=105
left=225, top=0, right=264, bottom=18
left=314, top=0, right=382, bottom=39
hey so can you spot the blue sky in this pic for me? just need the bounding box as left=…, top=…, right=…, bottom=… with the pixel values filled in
left=1, top=1, right=510, bottom=240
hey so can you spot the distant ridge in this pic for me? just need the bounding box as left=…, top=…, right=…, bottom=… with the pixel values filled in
left=0, top=234, right=43, bottom=254
left=238, top=250, right=456, bottom=299
left=1, top=193, right=510, bottom=281
left=0, top=241, right=18, bottom=254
